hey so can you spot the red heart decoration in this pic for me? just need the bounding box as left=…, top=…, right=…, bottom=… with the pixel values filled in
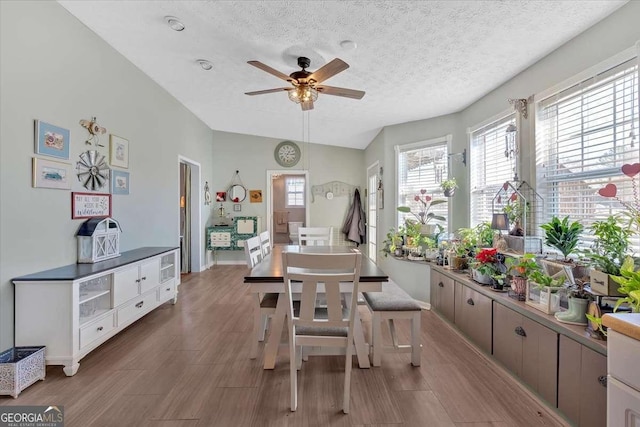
left=622, top=163, right=640, bottom=178
left=510, top=193, right=518, bottom=201
left=598, top=184, right=617, bottom=198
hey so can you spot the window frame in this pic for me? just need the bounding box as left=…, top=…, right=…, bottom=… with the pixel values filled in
left=285, top=176, right=306, bottom=208
left=395, top=135, right=452, bottom=231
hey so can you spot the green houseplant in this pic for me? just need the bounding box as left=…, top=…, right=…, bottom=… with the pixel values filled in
left=526, top=270, right=566, bottom=314
left=503, top=199, right=525, bottom=236
left=474, top=221, right=494, bottom=248
left=381, top=227, right=404, bottom=258
left=397, top=190, right=447, bottom=235
left=611, top=257, right=640, bottom=313
left=583, top=215, right=632, bottom=296
left=440, top=178, right=458, bottom=197
left=540, top=216, right=583, bottom=262
left=506, top=253, right=542, bottom=299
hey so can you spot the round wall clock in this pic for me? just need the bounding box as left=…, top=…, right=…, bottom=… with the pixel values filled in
left=274, top=141, right=301, bottom=167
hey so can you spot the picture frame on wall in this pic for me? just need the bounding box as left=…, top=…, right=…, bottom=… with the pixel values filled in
left=111, top=170, right=130, bottom=195
left=109, top=134, right=129, bottom=168
left=71, top=192, right=111, bottom=219
left=32, top=157, right=72, bottom=189
left=35, top=120, right=70, bottom=160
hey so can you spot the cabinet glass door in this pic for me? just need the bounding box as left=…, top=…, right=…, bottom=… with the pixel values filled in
left=79, top=275, right=113, bottom=324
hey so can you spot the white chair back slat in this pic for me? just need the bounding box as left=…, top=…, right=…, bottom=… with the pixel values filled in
left=298, top=227, right=333, bottom=246
left=245, top=236, right=263, bottom=268
left=324, top=282, right=343, bottom=322
left=259, top=230, right=271, bottom=257
left=298, top=280, right=318, bottom=322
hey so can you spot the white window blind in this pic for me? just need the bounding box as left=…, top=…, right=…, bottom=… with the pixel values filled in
left=470, top=113, right=517, bottom=227
left=536, top=57, right=639, bottom=247
left=285, top=177, right=305, bottom=207
left=396, top=139, right=449, bottom=230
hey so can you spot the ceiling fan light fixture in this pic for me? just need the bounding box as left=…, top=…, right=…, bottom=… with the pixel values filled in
left=196, top=59, right=213, bottom=71
left=164, top=16, right=185, bottom=32
left=288, top=85, right=318, bottom=104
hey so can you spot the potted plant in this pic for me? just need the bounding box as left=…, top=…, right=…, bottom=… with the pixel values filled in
left=610, top=256, right=640, bottom=313
left=381, top=227, right=404, bottom=258
left=475, top=221, right=494, bottom=248
left=506, top=253, right=541, bottom=300
left=440, top=178, right=458, bottom=197
left=469, top=248, right=501, bottom=285
left=583, top=215, right=632, bottom=296
left=397, top=190, right=447, bottom=235
left=526, top=270, right=565, bottom=314
left=540, top=216, right=583, bottom=262
left=503, top=199, right=524, bottom=236
left=404, top=221, right=428, bottom=260
left=555, top=278, right=591, bottom=325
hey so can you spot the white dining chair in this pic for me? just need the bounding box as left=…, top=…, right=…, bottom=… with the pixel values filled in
left=259, top=230, right=271, bottom=257
left=245, top=235, right=277, bottom=359
left=297, top=226, right=333, bottom=246
left=282, top=250, right=362, bottom=413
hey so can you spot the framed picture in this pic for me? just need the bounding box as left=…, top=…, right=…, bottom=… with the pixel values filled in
left=111, top=170, right=130, bottom=195
left=216, top=191, right=226, bottom=202
left=249, top=190, right=263, bottom=203
left=35, top=120, right=70, bottom=159
left=233, top=203, right=242, bottom=212
left=72, top=192, right=111, bottom=219
left=32, top=157, right=72, bottom=189
left=109, top=134, right=129, bottom=168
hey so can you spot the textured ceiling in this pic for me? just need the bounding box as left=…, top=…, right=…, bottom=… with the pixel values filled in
left=58, top=0, right=627, bottom=149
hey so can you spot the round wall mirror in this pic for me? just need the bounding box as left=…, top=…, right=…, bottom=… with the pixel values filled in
left=228, top=184, right=247, bottom=203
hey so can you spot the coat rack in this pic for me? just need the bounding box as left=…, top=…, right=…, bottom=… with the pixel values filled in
left=311, top=181, right=359, bottom=202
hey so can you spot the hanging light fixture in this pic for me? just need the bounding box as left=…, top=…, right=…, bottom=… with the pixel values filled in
left=287, top=84, right=318, bottom=104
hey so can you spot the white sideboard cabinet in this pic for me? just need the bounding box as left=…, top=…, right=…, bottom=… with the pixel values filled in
left=13, top=247, right=179, bottom=376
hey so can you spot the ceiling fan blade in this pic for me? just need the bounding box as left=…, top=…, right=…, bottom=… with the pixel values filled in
left=308, top=58, right=349, bottom=84
left=247, top=61, right=292, bottom=82
left=245, top=88, right=292, bottom=96
left=316, top=85, right=365, bottom=100
left=301, top=101, right=314, bottom=111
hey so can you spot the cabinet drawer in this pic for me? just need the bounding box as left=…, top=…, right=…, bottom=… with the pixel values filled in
left=609, top=330, right=640, bottom=391
left=79, top=312, right=115, bottom=349
left=608, top=377, right=640, bottom=427
left=158, top=279, right=175, bottom=302
left=118, top=292, right=158, bottom=327
left=455, top=283, right=492, bottom=354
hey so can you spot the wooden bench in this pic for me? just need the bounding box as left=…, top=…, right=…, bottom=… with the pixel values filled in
left=363, top=281, right=422, bottom=367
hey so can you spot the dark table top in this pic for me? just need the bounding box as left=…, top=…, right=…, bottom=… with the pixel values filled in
left=244, top=245, right=389, bottom=283
left=13, top=247, right=179, bottom=282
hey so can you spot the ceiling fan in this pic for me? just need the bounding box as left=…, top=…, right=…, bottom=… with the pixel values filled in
left=244, top=56, right=365, bottom=111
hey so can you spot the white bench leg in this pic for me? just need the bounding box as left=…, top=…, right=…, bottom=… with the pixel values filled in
left=251, top=293, right=262, bottom=359
left=371, top=311, right=382, bottom=367
left=411, top=311, right=421, bottom=367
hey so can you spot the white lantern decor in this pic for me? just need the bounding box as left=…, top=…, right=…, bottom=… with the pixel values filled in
left=76, top=217, right=121, bottom=263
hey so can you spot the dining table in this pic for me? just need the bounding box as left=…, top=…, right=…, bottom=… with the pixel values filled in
left=244, top=245, right=389, bottom=369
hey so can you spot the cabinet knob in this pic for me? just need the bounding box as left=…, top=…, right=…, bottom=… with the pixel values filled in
left=97, top=326, right=103, bottom=331
left=598, top=375, right=607, bottom=388
left=135, top=301, right=144, bottom=308
left=438, top=282, right=444, bottom=288
left=515, top=326, right=527, bottom=337
left=141, top=276, right=147, bottom=281
left=466, top=298, right=475, bottom=306
left=166, top=287, right=171, bottom=291
left=135, top=279, right=141, bottom=283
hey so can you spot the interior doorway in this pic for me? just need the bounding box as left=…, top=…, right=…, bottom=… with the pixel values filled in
left=266, top=170, right=310, bottom=245
left=178, top=156, right=203, bottom=273
left=367, top=162, right=380, bottom=262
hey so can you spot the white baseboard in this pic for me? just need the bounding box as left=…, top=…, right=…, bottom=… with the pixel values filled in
left=209, top=260, right=246, bottom=266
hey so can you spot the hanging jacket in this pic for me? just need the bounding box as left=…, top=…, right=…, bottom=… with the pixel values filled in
left=342, top=188, right=366, bottom=245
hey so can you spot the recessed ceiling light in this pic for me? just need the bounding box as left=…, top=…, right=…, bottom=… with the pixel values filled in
left=164, top=16, right=185, bottom=32
left=339, top=40, right=357, bottom=50
left=196, top=59, right=213, bottom=71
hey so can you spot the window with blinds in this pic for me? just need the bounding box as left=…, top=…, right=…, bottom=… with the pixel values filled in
left=396, top=138, right=449, bottom=230
left=536, top=57, right=639, bottom=247
left=470, top=113, right=517, bottom=227
left=285, top=177, right=305, bottom=207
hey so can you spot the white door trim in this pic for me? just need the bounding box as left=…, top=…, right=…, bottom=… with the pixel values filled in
left=266, top=169, right=310, bottom=243
left=178, top=155, right=204, bottom=272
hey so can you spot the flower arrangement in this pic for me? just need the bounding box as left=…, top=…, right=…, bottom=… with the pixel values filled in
left=397, top=190, right=447, bottom=225
left=470, top=248, right=500, bottom=276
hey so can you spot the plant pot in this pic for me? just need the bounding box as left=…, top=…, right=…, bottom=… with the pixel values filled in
left=449, top=256, right=467, bottom=271
left=471, top=269, right=494, bottom=285
left=420, top=224, right=436, bottom=235
left=423, top=249, right=439, bottom=261
left=0, top=346, right=46, bottom=398
left=589, top=269, right=622, bottom=296
left=510, top=276, right=527, bottom=300
left=526, top=282, right=565, bottom=314
left=444, top=188, right=455, bottom=197
left=554, top=297, right=589, bottom=325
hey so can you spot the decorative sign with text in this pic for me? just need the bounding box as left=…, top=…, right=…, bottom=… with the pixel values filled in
left=71, top=192, right=111, bottom=219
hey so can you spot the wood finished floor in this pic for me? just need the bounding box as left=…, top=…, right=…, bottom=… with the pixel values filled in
left=1, top=265, right=569, bottom=426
